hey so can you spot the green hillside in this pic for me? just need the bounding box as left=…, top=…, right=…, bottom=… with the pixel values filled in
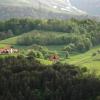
left=0, top=30, right=71, bottom=45
left=62, top=46, right=100, bottom=72
left=0, top=36, right=19, bottom=45
left=46, top=45, right=100, bottom=72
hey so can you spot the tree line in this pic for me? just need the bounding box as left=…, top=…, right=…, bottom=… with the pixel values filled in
left=0, top=18, right=100, bottom=52
left=0, top=18, right=100, bottom=37
left=17, top=32, right=93, bottom=52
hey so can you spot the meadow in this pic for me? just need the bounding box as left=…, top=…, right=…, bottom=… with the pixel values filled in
left=47, top=45, right=100, bottom=72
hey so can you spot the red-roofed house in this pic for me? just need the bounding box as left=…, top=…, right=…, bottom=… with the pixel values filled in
left=49, top=54, right=60, bottom=63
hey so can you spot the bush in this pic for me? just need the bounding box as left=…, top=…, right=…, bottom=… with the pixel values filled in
left=66, top=51, right=70, bottom=59
left=27, top=50, right=44, bottom=59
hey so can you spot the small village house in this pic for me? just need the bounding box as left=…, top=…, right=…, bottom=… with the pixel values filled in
left=49, top=54, right=60, bottom=63
left=0, top=47, right=18, bottom=54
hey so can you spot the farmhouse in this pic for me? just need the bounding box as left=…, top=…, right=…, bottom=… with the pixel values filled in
left=0, top=48, right=18, bottom=54
left=49, top=54, right=60, bottom=63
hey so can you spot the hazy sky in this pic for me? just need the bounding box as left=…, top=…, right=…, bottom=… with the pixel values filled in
left=1, top=0, right=100, bottom=15
left=70, top=0, right=100, bottom=15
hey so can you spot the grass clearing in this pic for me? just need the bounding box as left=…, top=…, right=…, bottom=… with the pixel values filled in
left=37, top=58, right=53, bottom=65
left=0, top=44, right=10, bottom=48
left=62, top=46, right=100, bottom=72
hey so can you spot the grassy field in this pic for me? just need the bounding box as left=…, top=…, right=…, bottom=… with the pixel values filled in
left=46, top=45, right=67, bottom=57
left=61, top=46, right=100, bottom=72
left=0, top=44, right=10, bottom=48
left=45, top=45, right=100, bottom=73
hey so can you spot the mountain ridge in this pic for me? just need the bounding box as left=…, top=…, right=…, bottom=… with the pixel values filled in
left=0, top=0, right=87, bottom=19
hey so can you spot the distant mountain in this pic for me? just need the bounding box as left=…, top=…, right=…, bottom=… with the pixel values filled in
left=0, top=0, right=87, bottom=20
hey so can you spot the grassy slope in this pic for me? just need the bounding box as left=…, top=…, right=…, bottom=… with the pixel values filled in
left=0, top=35, right=20, bottom=45
left=44, top=45, right=100, bottom=73
left=62, top=46, right=100, bottom=72
left=0, top=44, right=9, bottom=48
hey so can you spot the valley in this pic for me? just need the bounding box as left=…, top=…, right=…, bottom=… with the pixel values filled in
left=0, top=0, right=100, bottom=100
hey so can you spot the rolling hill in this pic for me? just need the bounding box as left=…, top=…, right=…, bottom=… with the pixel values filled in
left=62, top=46, right=100, bottom=71
left=0, top=30, right=65, bottom=45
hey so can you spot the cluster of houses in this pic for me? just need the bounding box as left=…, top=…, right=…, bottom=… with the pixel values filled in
left=0, top=46, right=60, bottom=63
left=0, top=47, right=18, bottom=54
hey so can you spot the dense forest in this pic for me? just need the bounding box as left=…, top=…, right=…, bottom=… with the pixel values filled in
left=0, top=18, right=100, bottom=36
left=0, top=55, right=100, bottom=100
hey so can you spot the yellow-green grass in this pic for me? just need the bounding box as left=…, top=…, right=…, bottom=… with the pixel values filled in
left=37, top=58, right=53, bottom=65
left=0, top=44, right=10, bottom=48
left=62, top=46, right=100, bottom=72
left=0, top=36, right=20, bottom=45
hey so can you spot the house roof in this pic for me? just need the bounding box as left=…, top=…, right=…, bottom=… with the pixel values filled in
left=49, top=54, right=60, bottom=62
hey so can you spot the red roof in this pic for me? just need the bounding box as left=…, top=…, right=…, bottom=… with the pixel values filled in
left=49, top=54, right=60, bottom=62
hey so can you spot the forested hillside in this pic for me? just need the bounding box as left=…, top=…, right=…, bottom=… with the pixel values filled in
left=0, top=56, right=100, bottom=100
left=0, top=18, right=100, bottom=53
left=1, top=18, right=99, bottom=35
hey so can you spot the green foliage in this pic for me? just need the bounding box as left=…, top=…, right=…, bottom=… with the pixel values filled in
left=0, top=18, right=100, bottom=53
left=0, top=56, right=100, bottom=100
left=16, top=31, right=94, bottom=53
left=27, top=50, right=44, bottom=59
left=63, top=43, right=76, bottom=52
left=62, top=37, right=93, bottom=53
left=62, top=46, right=100, bottom=72
left=0, top=30, right=13, bottom=40
left=65, top=51, right=69, bottom=59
